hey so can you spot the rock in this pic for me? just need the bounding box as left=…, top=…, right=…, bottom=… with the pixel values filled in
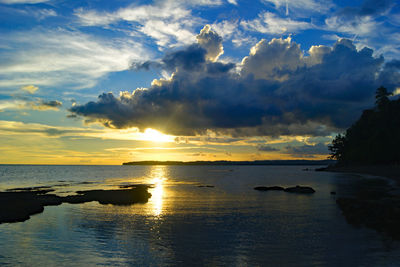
left=254, top=186, right=285, bottom=191
left=284, top=185, right=315, bottom=194
left=0, top=191, right=62, bottom=223
left=0, top=185, right=152, bottom=224
left=64, top=187, right=151, bottom=205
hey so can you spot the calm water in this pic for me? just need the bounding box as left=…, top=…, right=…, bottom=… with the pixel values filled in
left=0, top=165, right=399, bottom=266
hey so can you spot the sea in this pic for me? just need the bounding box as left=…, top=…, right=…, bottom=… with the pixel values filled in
left=0, top=165, right=399, bottom=266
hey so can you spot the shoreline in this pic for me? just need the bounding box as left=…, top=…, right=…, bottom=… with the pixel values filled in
left=323, top=164, right=400, bottom=240
left=322, top=164, right=400, bottom=185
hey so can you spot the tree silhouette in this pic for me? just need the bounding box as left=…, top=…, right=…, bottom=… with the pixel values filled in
left=329, top=86, right=400, bottom=165
left=375, top=86, right=391, bottom=111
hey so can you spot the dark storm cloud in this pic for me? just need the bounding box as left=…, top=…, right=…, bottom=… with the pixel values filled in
left=285, top=143, right=329, bottom=156
left=385, top=59, right=400, bottom=69
left=69, top=26, right=399, bottom=137
left=133, top=44, right=234, bottom=74
left=339, top=0, right=395, bottom=17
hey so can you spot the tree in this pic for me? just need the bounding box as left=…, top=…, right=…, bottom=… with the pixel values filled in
left=328, top=134, right=346, bottom=162
left=329, top=86, right=400, bottom=165
left=375, top=86, right=391, bottom=111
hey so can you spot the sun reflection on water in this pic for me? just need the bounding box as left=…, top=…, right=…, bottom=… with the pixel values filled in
left=149, top=166, right=167, bottom=216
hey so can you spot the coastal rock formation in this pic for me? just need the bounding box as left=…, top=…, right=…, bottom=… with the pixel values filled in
left=254, top=185, right=315, bottom=194
left=0, top=185, right=151, bottom=224
left=254, top=186, right=284, bottom=191
left=284, top=186, right=316, bottom=194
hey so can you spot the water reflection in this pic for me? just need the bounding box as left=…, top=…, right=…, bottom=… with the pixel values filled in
left=149, top=166, right=166, bottom=216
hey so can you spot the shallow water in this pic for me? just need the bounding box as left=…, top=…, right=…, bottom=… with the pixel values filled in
left=0, top=165, right=399, bottom=266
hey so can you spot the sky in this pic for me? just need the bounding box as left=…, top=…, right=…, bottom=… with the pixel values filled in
left=0, top=0, right=399, bottom=164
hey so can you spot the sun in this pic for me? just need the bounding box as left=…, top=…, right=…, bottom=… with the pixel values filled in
left=143, top=128, right=174, bottom=143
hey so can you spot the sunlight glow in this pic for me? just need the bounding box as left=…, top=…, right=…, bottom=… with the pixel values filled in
left=143, top=128, right=175, bottom=143
left=150, top=166, right=167, bottom=216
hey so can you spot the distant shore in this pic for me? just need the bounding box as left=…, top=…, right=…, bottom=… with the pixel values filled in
left=122, top=160, right=335, bottom=166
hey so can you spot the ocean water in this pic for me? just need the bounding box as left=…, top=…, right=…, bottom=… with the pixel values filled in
left=0, top=165, right=399, bottom=266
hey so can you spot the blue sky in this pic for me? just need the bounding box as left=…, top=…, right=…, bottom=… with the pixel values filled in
left=0, top=0, right=399, bottom=164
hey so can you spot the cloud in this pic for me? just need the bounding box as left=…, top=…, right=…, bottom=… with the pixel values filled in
left=241, top=12, right=313, bottom=35
left=285, top=142, right=328, bottom=156
left=240, top=37, right=304, bottom=80
left=261, top=0, right=333, bottom=17
left=324, top=0, right=395, bottom=38
left=197, top=25, right=224, bottom=62
left=0, top=29, right=147, bottom=89
left=0, top=0, right=48, bottom=4
left=34, top=100, right=62, bottom=110
left=257, top=145, right=279, bottom=152
left=325, top=15, right=379, bottom=37
left=21, top=84, right=38, bottom=94
left=74, top=1, right=214, bottom=48
left=69, top=26, right=397, bottom=137
left=0, top=98, right=62, bottom=111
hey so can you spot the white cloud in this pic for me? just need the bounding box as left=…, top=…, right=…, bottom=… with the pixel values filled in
left=0, top=29, right=148, bottom=90
left=262, top=0, right=333, bottom=17
left=241, top=37, right=304, bottom=80
left=74, top=1, right=206, bottom=48
left=325, top=15, right=379, bottom=37
left=211, top=20, right=238, bottom=39
left=241, top=12, right=313, bottom=34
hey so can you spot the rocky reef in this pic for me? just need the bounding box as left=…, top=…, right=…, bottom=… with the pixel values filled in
left=254, top=185, right=315, bottom=194
left=0, top=185, right=151, bottom=224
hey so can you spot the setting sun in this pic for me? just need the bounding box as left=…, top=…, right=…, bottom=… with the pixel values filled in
left=143, top=128, right=175, bottom=143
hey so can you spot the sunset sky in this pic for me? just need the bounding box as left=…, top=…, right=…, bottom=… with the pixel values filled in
left=0, top=0, right=399, bottom=164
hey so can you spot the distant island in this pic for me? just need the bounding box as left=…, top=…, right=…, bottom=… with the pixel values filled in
left=123, top=160, right=335, bottom=166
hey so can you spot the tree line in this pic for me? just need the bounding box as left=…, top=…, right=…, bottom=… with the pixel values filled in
left=329, top=86, right=400, bottom=165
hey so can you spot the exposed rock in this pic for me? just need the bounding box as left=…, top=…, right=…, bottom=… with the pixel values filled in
left=254, top=185, right=315, bottom=193
left=0, top=191, right=62, bottom=223
left=0, top=185, right=151, bottom=224
left=284, top=185, right=316, bottom=194
left=254, top=186, right=284, bottom=191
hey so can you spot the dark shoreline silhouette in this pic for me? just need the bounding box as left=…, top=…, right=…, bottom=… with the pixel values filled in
left=323, top=87, right=400, bottom=240
left=123, top=160, right=335, bottom=166
left=0, top=185, right=151, bottom=224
